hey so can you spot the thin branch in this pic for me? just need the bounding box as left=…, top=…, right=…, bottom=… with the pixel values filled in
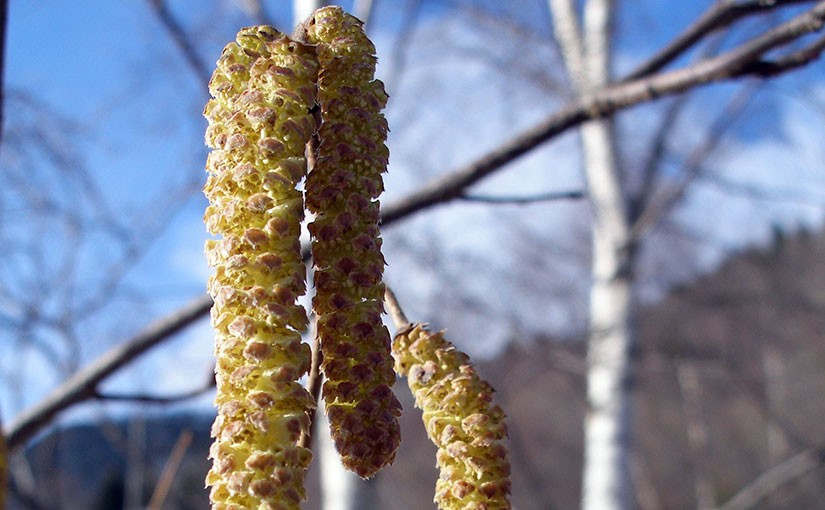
left=298, top=329, right=323, bottom=450
left=6, top=296, right=211, bottom=450
left=460, top=190, right=585, bottom=204
left=147, top=430, right=193, bottom=510
left=629, top=83, right=758, bottom=241
left=629, top=94, right=691, bottom=222
left=94, top=376, right=215, bottom=405
left=8, top=1, right=825, bottom=453
left=630, top=31, right=728, bottom=222
left=382, top=1, right=825, bottom=225
left=624, top=0, right=818, bottom=81
left=147, top=0, right=212, bottom=87
left=384, top=286, right=410, bottom=329
left=739, top=31, right=825, bottom=76
left=720, top=444, right=825, bottom=510
left=385, top=0, right=423, bottom=95
left=0, top=0, right=9, bottom=154
left=702, top=171, right=825, bottom=205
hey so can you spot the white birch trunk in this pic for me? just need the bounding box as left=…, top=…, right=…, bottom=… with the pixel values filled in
left=318, top=410, right=379, bottom=510
left=549, top=1, right=634, bottom=509
left=293, top=0, right=328, bottom=25
left=677, top=361, right=716, bottom=510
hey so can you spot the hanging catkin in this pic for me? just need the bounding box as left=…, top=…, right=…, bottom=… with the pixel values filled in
left=203, top=26, right=318, bottom=510
left=393, top=324, right=512, bottom=510
left=302, top=6, right=402, bottom=479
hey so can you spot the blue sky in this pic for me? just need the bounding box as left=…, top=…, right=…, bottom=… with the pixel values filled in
left=2, top=0, right=825, bottom=427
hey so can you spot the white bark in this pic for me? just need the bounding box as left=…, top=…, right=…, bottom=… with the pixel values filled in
left=353, top=0, right=377, bottom=27
left=318, top=411, right=379, bottom=510
left=762, top=347, right=790, bottom=465
left=677, top=361, right=716, bottom=510
left=293, top=0, right=328, bottom=26
left=550, top=1, right=634, bottom=509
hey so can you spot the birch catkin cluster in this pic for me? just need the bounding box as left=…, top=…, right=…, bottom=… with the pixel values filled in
left=203, top=6, right=400, bottom=507
left=203, top=27, right=317, bottom=510
left=203, top=8, right=509, bottom=509
left=393, top=324, right=512, bottom=510
left=303, top=7, right=402, bottom=479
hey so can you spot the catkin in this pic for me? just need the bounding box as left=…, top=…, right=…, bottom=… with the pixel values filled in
left=393, top=324, right=512, bottom=510
left=303, top=6, right=402, bottom=478
left=203, top=26, right=318, bottom=510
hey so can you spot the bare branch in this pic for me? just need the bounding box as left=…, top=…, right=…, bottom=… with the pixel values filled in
left=94, top=376, right=214, bottom=405
left=630, top=31, right=728, bottom=222
left=148, top=430, right=193, bottom=510
left=384, top=286, right=410, bottom=329
left=147, top=0, right=212, bottom=86
left=739, top=31, right=825, bottom=76
left=298, top=327, right=323, bottom=450
left=630, top=83, right=758, bottom=241
left=383, top=2, right=825, bottom=225
left=385, top=0, right=423, bottom=95
left=8, top=1, right=825, bottom=454
left=624, top=0, right=818, bottom=81
left=460, top=190, right=585, bottom=204
left=0, top=0, right=9, bottom=154
left=6, top=296, right=211, bottom=450
left=720, top=444, right=825, bottom=510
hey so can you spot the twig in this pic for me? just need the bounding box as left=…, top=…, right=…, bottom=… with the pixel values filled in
left=740, top=31, right=825, bottom=76
left=147, top=0, right=212, bottom=86
left=624, top=0, right=817, bottom=81
left=383, top=2, right=825, bottom=225
left=0, top=0, right=9, bottom=154
left=298, top=330, right=323, bottom=450
left=148, top=429, right=193, bottom=510
left=629, top=30, right=728, bottom=222
left=383, top=286, right=410, bottom=329
left=94, top=374, right=215, bottom=405
left=630, top=83, right=758, bottom=241
left=460, top=190, right=585, bottom=204
left=720, top=444, right=825, bottom=510
left=8, top=1, right=825, bottom=453
left=6, top=296, right=211, bottom=450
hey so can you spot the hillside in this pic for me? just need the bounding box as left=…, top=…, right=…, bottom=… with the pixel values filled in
left=9, top=229, right=825, bottom=509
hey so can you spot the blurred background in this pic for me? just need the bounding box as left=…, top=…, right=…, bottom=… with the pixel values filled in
left=2, top=0, right=825, bottom=509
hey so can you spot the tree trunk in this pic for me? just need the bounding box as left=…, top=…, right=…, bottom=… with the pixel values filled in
left=549, top=1, right=634, bottom=508
left=293, top=0, right=328, bottom=25
left=317, top=411, right=379, bottom=510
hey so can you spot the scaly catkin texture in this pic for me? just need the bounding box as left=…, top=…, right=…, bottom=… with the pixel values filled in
left=393, top=324, right=512, bottom=510
left=303, top=6, right=402, bottom=479
left=203, top=26, right=317, bottom=510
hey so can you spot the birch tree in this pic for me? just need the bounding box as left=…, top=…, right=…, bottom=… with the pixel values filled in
left=4, top=2, right=825, bottom=508
left=549, top=1, right=634, bottom=508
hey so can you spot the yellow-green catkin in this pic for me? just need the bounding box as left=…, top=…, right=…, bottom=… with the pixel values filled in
left=393, top=324, right=511, bottom=510
left=303, top=6, right=402, bottom=478
left=203, top=26, right=318, bottom=510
